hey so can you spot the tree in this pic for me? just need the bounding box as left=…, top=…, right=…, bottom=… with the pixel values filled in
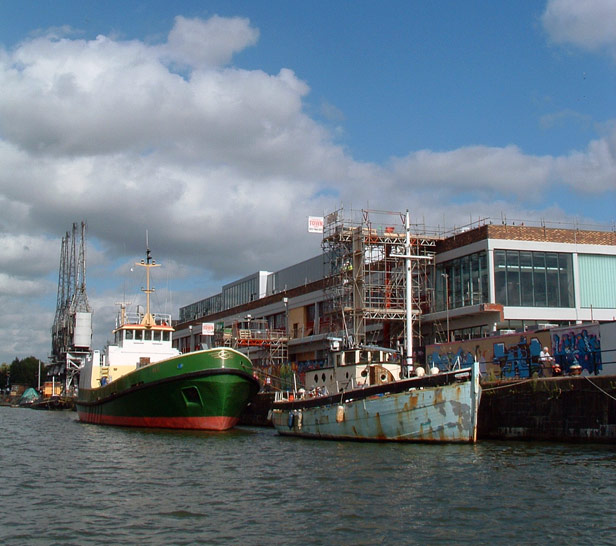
left=0, top=362, right=9, bottom=391
left=9, top=357, right=45, bottom=388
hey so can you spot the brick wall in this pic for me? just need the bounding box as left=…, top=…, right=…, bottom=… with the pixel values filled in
left=436, top=224, right=616, bottom=252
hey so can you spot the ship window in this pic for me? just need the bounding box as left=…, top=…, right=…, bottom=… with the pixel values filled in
left=162, top=331, right=170, bottom=342
left=181, top=386, right=203, bottom=407
left=321, top=373, right=326, bottom=382
left=153, top=330, right=162, bottom=341
left=135, top=330, right=143, bottom=340
left=125, top=329, right=134, bottom=340
left=144, top=330, right=152, bottom=341
left=314, top=374, right=319, bottom=384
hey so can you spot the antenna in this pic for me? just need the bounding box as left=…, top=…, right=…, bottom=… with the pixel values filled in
left=135, top=232, right=160, bottom=327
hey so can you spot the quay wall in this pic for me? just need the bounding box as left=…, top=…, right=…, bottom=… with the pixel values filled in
left=478, top=375, right=616, bottom=443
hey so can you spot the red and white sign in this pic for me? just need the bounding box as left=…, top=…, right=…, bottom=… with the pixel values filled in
left=308, top=216, right=324, bottom=233
left=201, top=322, right=215, bottom=336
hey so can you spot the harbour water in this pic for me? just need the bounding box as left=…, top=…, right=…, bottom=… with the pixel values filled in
left=1, top=406, right=614, bottom=545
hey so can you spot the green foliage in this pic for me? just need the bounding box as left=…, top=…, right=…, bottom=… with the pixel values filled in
left=0, top=362, right=9, bottom=390
left=8, top=356, right=45, bottom=388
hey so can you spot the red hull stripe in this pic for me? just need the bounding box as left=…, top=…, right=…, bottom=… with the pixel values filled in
left=77, top=412, right=239, bottom=431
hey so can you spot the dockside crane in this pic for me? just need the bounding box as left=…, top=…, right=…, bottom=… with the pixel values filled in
left=50, top=221, right=92, bottom=395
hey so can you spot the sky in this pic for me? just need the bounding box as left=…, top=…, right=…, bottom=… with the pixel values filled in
left=0, top=0, right=614, bottom=365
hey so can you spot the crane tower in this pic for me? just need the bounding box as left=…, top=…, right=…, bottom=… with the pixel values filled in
left=50, top=221, right=92, bottom=394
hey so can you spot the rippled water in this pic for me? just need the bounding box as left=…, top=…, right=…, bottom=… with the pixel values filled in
left=1, top=406, right=615, bottom=545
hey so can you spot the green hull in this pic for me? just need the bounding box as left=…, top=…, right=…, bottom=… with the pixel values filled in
left=76, top=348, right=259, bottom=430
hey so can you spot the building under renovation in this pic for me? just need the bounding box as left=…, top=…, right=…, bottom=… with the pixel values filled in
left=173, top=208, right=616, bottom=387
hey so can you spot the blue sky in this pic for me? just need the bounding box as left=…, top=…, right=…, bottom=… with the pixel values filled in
left=0, top=0, right=614, bottom=364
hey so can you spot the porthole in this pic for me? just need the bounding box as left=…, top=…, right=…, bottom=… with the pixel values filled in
left=321, top=373, right=326, bottom=382
left=314, top=374, right=319, bottom=383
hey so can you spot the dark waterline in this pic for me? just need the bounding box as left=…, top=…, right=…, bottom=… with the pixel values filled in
left=1, top=406, right=615, bottom=545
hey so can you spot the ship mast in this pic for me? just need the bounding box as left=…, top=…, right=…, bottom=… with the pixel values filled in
left=135, top=235, right=160, bottom=328
left=404, top=210, right=413, bottom=374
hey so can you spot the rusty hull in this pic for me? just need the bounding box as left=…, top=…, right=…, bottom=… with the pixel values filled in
left=272, top=362, right=481, bottom=443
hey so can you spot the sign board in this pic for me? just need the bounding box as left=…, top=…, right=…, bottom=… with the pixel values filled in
left=308, top=216, right=324, bottom=233
left=202, top=322, right=215, bottom=336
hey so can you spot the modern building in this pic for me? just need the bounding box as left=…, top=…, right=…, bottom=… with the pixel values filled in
left=427, top=222, right=616, bottom=341
left=173, top=209, right=616, bottom=384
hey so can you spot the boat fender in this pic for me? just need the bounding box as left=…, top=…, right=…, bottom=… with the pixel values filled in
left=296, top=410, right=303, bottom=430
left=288, top=411, right=295, bottom=429
left=336, top=404, right=345, bottom=423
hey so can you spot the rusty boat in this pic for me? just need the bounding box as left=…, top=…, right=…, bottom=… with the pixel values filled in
left=272, top=349, right=480, bottom=442
left=272, top=210, right=481, bottom=442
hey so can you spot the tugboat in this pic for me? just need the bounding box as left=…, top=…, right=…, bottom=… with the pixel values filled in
left=76, top=247, right=259, bottom=431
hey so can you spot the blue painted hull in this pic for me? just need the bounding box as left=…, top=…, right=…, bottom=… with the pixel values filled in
left=272, top=363, right=481, bottom=442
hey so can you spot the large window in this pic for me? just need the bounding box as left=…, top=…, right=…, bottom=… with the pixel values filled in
left=494, top=250, right=573, bottom=307
left=223, top=277, right=258, bottom=309
left=179, top=293, right=222, bottom=322
left=435, top=251, right=489, bottom=311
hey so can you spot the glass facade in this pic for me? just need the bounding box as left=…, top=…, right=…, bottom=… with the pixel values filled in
left=179, top=293, right=223, bottom=322
left=435, top=251, right=489, bottom=311
left=494, top=250, right=574, bottom=307
left=223, top=277, right=259, bottom=309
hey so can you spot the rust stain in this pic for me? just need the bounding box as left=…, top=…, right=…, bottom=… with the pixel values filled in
left=404, top=392, right=419, bottom=411
left=374, top=412, right=386, bottom=440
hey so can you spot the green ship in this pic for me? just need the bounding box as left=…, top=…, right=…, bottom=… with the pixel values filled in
left=76, top=248, right=259, bottom=430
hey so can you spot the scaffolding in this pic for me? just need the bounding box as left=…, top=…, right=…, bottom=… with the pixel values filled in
left=322, top=208, right=440, bottom=352
left=221, top=319, right=290, bottom=389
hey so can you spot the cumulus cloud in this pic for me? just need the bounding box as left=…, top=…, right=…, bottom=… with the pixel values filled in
left=0, top=273, right=52, bottom=298
left=542, top=0, right=616, bottom=55
left=164, top=15, right=259, bottom=69
left=553, top=123, right=616, bottom=192
left=0, top=13, right=613, bottom=363
left=388, top=125, right=616, bottom=212
left=389, top=145, right=553, bottom=199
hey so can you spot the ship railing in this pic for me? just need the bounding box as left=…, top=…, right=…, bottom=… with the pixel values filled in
left=118, top=311, right=173, bottom=327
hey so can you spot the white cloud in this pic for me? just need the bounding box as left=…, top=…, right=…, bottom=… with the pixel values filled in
left=164, top=15, right=259, bottom=69
left=0, top=234, right=59, bottom=277
left=389, top=145, right=553, bottom=199
left=542, top=0, right=616, bottom=55
left=0, top=273, right=52, bottom=297
left=388, top=124, right=616, bottom=209
left=553, top=124, right=616, bottom=192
